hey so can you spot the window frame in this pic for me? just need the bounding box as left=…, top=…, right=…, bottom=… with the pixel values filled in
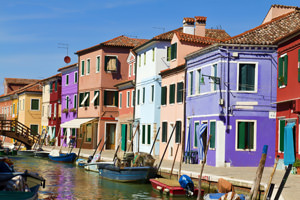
left=74, top=94, right=77, bottom=109
left=104, top=55, right=118, bottom=72
left=96, top=55, right=101, bottom=73
left=236, top=62, right=258, bottom=93
left=66, top=74, right=69, bottom=86
left=169, top=84, right=175, bottom=104
left=177, top=82, right=184, bottom=103
left=30, top=98, right=40, bottom=111
left=162, top=121, right=168, bottom=143
left=119, top=92, right=122, bottom=109
left=235, top=119, right=257, bottom=151
left=193, top=121, right=200, bottom=148
left=209, top=120, right=216, bottom=150
left=151, top=85, right=154, bottom=103
left=188, top=71, right=194, bottom=96
left=127, top=91, right=130, bottom=108
left=74, top=71, right=78, bottom=84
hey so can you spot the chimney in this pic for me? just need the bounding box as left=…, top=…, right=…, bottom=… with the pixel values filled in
left=195, top=16, right=207, bottom=37
left=183, top=17, right=195, bottom=35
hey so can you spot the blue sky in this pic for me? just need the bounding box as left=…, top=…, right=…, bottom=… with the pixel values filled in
left=1, top=0, right=299, bottom=94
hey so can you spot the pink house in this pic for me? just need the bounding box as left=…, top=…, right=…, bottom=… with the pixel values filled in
left=75, top=36, right=147, bottom=150
left=159, top=17, right=230, bottom=162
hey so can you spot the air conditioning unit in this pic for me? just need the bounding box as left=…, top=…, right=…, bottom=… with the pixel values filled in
left=294, top=99, right=300, bottom=113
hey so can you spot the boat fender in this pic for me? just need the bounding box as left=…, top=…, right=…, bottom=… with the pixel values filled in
left=179, top=175, right=194, bottom=197
left=163, top=188, right=170, bottom=194
left=156, top=186, right=162, bottom=191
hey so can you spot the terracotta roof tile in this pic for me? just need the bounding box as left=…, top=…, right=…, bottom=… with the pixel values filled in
left=175, top=31, right=220, bottom=44
left=4, top=78, right=40, bottom=85
left=183, top=17, right=195, bottom=23
left=195, top=16, right=207, bottom=23
left=58, top=63, right=78, bottom=72
left=153, top=27, right=183, bottom=41
left=40, top=73, right=61, bottom=82
left=224, top=10, right=300, bottom=45
left=205, top=29, right=231, bottom=40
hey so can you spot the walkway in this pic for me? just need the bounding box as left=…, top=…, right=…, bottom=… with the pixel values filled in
left=43, top=146, right=299, bottom=200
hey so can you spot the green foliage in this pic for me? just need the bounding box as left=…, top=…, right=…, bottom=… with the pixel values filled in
left=293, top=159, right=300, bottom=168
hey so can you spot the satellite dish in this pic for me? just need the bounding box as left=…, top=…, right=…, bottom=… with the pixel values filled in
left=64, top=56, right=71, bottom=64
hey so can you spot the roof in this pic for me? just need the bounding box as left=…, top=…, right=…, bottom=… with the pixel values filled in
left=175, top=31, right=221, bottom=45
left=13, top=81, right=42, bottom=95
left=40, top=73, right=62, bottom=83
left=4, top=78, right=40, bottom=85
left=160, top=64, right=185, bottom=77
left=205, top=29, right=231, bottom=40
left=224, top=9, right=300, bottom=45
left=76, top=35, right=148, bottom=55
left=152, top=27, right=183, bottom=41
left=58, top=63, right=78, bottom=72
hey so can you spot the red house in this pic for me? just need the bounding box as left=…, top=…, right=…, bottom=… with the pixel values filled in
left=274, top=28, right=300, bottom=165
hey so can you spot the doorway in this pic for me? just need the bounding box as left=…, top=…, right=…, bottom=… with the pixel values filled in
left=106, top=123, right=116, bottom=149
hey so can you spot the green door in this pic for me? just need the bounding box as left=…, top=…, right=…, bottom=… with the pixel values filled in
left=121, top=124, right=127, bottom=151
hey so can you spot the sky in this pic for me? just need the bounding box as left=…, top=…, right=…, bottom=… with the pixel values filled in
left=1, top=0, right=300, bottom=94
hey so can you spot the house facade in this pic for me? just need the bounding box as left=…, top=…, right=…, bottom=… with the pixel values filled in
left=75, top=36, right=147, bottom=150
left=159, top=17, right=230, bottom=162
left=58, top=63, right=78, bottom=147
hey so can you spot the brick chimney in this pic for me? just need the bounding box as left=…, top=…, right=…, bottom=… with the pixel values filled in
left=183, top=17, right=195, bottom=35
left=195, top=16, right=207, bottom=37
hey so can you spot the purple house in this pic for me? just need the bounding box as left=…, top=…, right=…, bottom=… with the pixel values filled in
left=185, top=23, right=280, bottom=167
left=58, top=63, right=78, bottom=147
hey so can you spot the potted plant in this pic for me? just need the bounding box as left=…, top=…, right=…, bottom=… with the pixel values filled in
left=293, top=159, right=300, bottom=174
left=69, top=108, right=76, bottom=113
left=277, top=76, right=284, bottom=86
left=63, top=108, right=69, bottom=113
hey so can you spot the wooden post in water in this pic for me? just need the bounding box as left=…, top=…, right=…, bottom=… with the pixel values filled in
left=263, top=155, right=279, bottom=200
left=248, top=145, right=268, bottom=200
left=178, top=130, right=184, bottom=180
left=197, top=134, right=212, bottom=200
left=127, top=123, right=139, bottom=152
left=170, top=143, right=180, bottom=179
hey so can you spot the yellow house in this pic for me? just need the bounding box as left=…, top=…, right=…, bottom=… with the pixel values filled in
left=16, top=82, right=42, bottom=135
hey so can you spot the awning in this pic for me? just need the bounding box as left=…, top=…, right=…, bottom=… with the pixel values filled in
left=60, top=118, right=96, bottom=128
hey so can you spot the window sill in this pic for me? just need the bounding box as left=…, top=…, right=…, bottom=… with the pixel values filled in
left=279, top=85, right=286, bottom=89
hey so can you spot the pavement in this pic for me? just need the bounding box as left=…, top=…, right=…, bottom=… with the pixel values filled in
left=40, top=145, right=299, bottom=200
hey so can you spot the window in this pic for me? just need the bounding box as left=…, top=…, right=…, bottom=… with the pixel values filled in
left=162, top=122, right=168, bottom=142
left=189, top=71, right=193, bottom=95
left=30, top=125, right=39, bottom=135
left=104, top=90, right=118, bottom=106
left=279, top=120, right=285, bottom=152
left=137, top=89, right=140, bottom=105
left=96, top=56, right=100, bottom=73
left=66, top=74, right=69, bottom=86
left=151, top=85, right=154, bottom=102
left=133, top=62, right=136, bottom=75
left=171, top=43, right=177, bottom=60
left=278, top=55, right=288, bottom=87
left=142, top=87, right=145, bottom=104
left=167, top=46, right=171, bottom=61
left=213, top=64, right=217, bottom=91
left=238, top=63, right=256, bottom=91
left=50, top=82, right=53, bottom=93
left=74, top=72, right=78, bottom=83
left=79, top=93, right=84, bottom=107
left=54, top=103, right=57, bottom=117
left=92, top=91, right=99, bottom=106
left=66, top=96, right=69, bottom=109
left=80, top=92, right=90, bottom=107
left=74, top=94, right=77, bottom=109
left=86, top=123, right=92, bottom=142
left=31, top=99, right=39, bottom=111
left=81, top=60, right=85, bottom=76
left=105, top=56, right=117, bottom=71
left=127, top=91, right=130, bottom=108
left=142, top=125, right=146, bottom=144
left=132, top=90, right=135, bottom=107
left=177, top=82, right=183, bottom=103
left=169, top=84, right=175, bottom=104
left=119, top=93, right=122, bottom=108
left=236, top=121, right=255, bottom=150
left=161, top=86, right=167, bottom=105
left=194, top=122, right=199, bottom=147
left=49, top=104, right=52, bottom=117
left=87, top=59, right=90, bottom=75
left=129, top=64, right=132, bottom=77
left=152, top=48, right=155, bottom=61
left=144, top=52, right=146, bottom=65
left=147, top=125, right=151, bottom=144
left=12, top=103, right=15, bottom=114
left=175, top=121, right=181, bottom=143
left=139, top=55, right=141, bottom=67
left=210, top=121, right=216, bottom=149
left=197, top=69, right=201, bottom=94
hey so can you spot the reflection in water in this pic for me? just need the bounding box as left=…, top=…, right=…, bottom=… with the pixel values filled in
left=10, top=156, right=193, bottom=200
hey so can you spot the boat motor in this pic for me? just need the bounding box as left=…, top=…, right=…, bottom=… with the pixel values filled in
left=179, top=175, right=194, bottom=197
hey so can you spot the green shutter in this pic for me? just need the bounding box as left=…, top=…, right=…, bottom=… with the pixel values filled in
left=175, top=121, right=181, bottom=143
left=248, top=122, right=254, bottom=149
left=142, top=125, right=146, bottom=144
left=147, top=125, right=151, bottom=144
left=238, top=122, right=246, bottom=149
left=161, top=86, right=167, bottom=105
left=129, top=124, right=132, bottom=140
left=213, top=64, right=217, bottom=91
left=66, top=75, right=69, bottom=85
left=210, top=121, right=216, bottom=148
left=55, top=81, right=57, bottom=91
left=81, top=60, right=85, bottom=75
left=143, top=87, right=145, bottom=103
left=114, top=91, right=118, bottom=107
left=121, top=124, right=127, bottom=151
left=31, top=99, right=39, bottom=110
left=94, top=91, right=99, bottom=106
left=162, top=122, right=168, bottom=142
left=104, top=56, right=108, bottom=71
left=190, top=72, right=193, bottom=95
left=50, top=82, right=53, bottom=93
left=167, top=47, right=171, bottom=61
left=75, top=72, right=78, bottom=83
left=74, top=95, right=77, bottom=109
left=171, top=43, right=177, bottom=60
left=169, top=84, right=175, bottom=104
left=278, top=57, right=283, bottom=87
left=194, top=122, right=199, bottom=147
left=137, top=90, right=140, bottom=105
left=85, top=92, right=90, bottom=107
left=177, top=82, right=183, bottom=103
left=66, top=96, right=69, bottom=109
left=284, top=55, right=288, bottom=85
left=151, top=85, right=154, bottom=102
left=279, top=120, right=285, bottom=152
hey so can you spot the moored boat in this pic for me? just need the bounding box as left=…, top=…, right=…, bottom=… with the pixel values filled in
left=49, top=152, right=77, bottom=163
left=17, top=150, right=36, bottom=156
left=34, top=151, right=50, bottom=158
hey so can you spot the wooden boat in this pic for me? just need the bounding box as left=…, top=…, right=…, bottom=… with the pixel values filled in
left=98, top=164, right=157, bottom=182
left=17, top=150, right=36, bottom=156
left=49, top=152, right=77, bottom=163
left=84, top=161, right=114, bottom=172
left=150, top=178, right=203, bottom=197
left=34, top=151, right=50, bottom=158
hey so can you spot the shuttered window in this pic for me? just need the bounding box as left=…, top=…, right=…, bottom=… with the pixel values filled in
left=169, top=84, right=175, bottom=104
left=171, top=43, right=177, bottom=60
left=121, top=124, right=127, bottom=151
left=94, top=91, right=99, bottom=106
left=278, top=55, right=288, bottom=87
left=177, top=82, right=183, bottom=103
left=50, top=82, right=53, bottom=93
left=74, top=72, right=78, bottom=83
left=189, top=71, right=193, bottom=95
left=175, top=121, right=181, bottom=143
left=87, top=59, right=90, bottom=74
left=74, top=94, right=77, bottom=109
left=79, top=93, right=84, bottom=107
left=103, top=91, right=118, bottom=106
left=137, top=89, right=140, bottom=105
left=96, top=56, right=100, bottom=73
left=167, top=47, right=171, bottom=61
left=238, top=63, right=255, bottom=91
left=142, top=125, right=146, bottom=144
left=66, top=74, right=69, bottom=85
left=142, top=87, right=145, bottom=104
left=84, top=92, right=90, bottom=107
left=237, top=121, right=254, bottom=150
left=147, top=125, right=151, bottom=144
left=194, top=122, right=199, bottom=147
left=161, top=86, right=167, bottom=105
left=279, top=120, right=285, bottom=152
left=31, top=99, right=39, bottom=110
left=105, top=56, right=117, bottom=71
left=210, top=121, right=216, bottom=148
left=162, top=122, right=168, bottom=142
left=81, top=60, right=85, bottom=76
left=151, top=85, right=154, bottom=102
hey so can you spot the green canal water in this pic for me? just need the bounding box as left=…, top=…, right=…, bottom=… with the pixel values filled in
left=10, top=156, right=195, bottom=200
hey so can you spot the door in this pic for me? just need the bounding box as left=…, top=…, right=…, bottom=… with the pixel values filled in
left=93, top=123, right=98, bottom=149
left=121, top=124, right=127, bottom=151
left=106, top=124, right=116, bottom=149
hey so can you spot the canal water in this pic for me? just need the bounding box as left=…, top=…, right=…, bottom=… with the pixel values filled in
left=10, top=156, right=195, bottom=200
